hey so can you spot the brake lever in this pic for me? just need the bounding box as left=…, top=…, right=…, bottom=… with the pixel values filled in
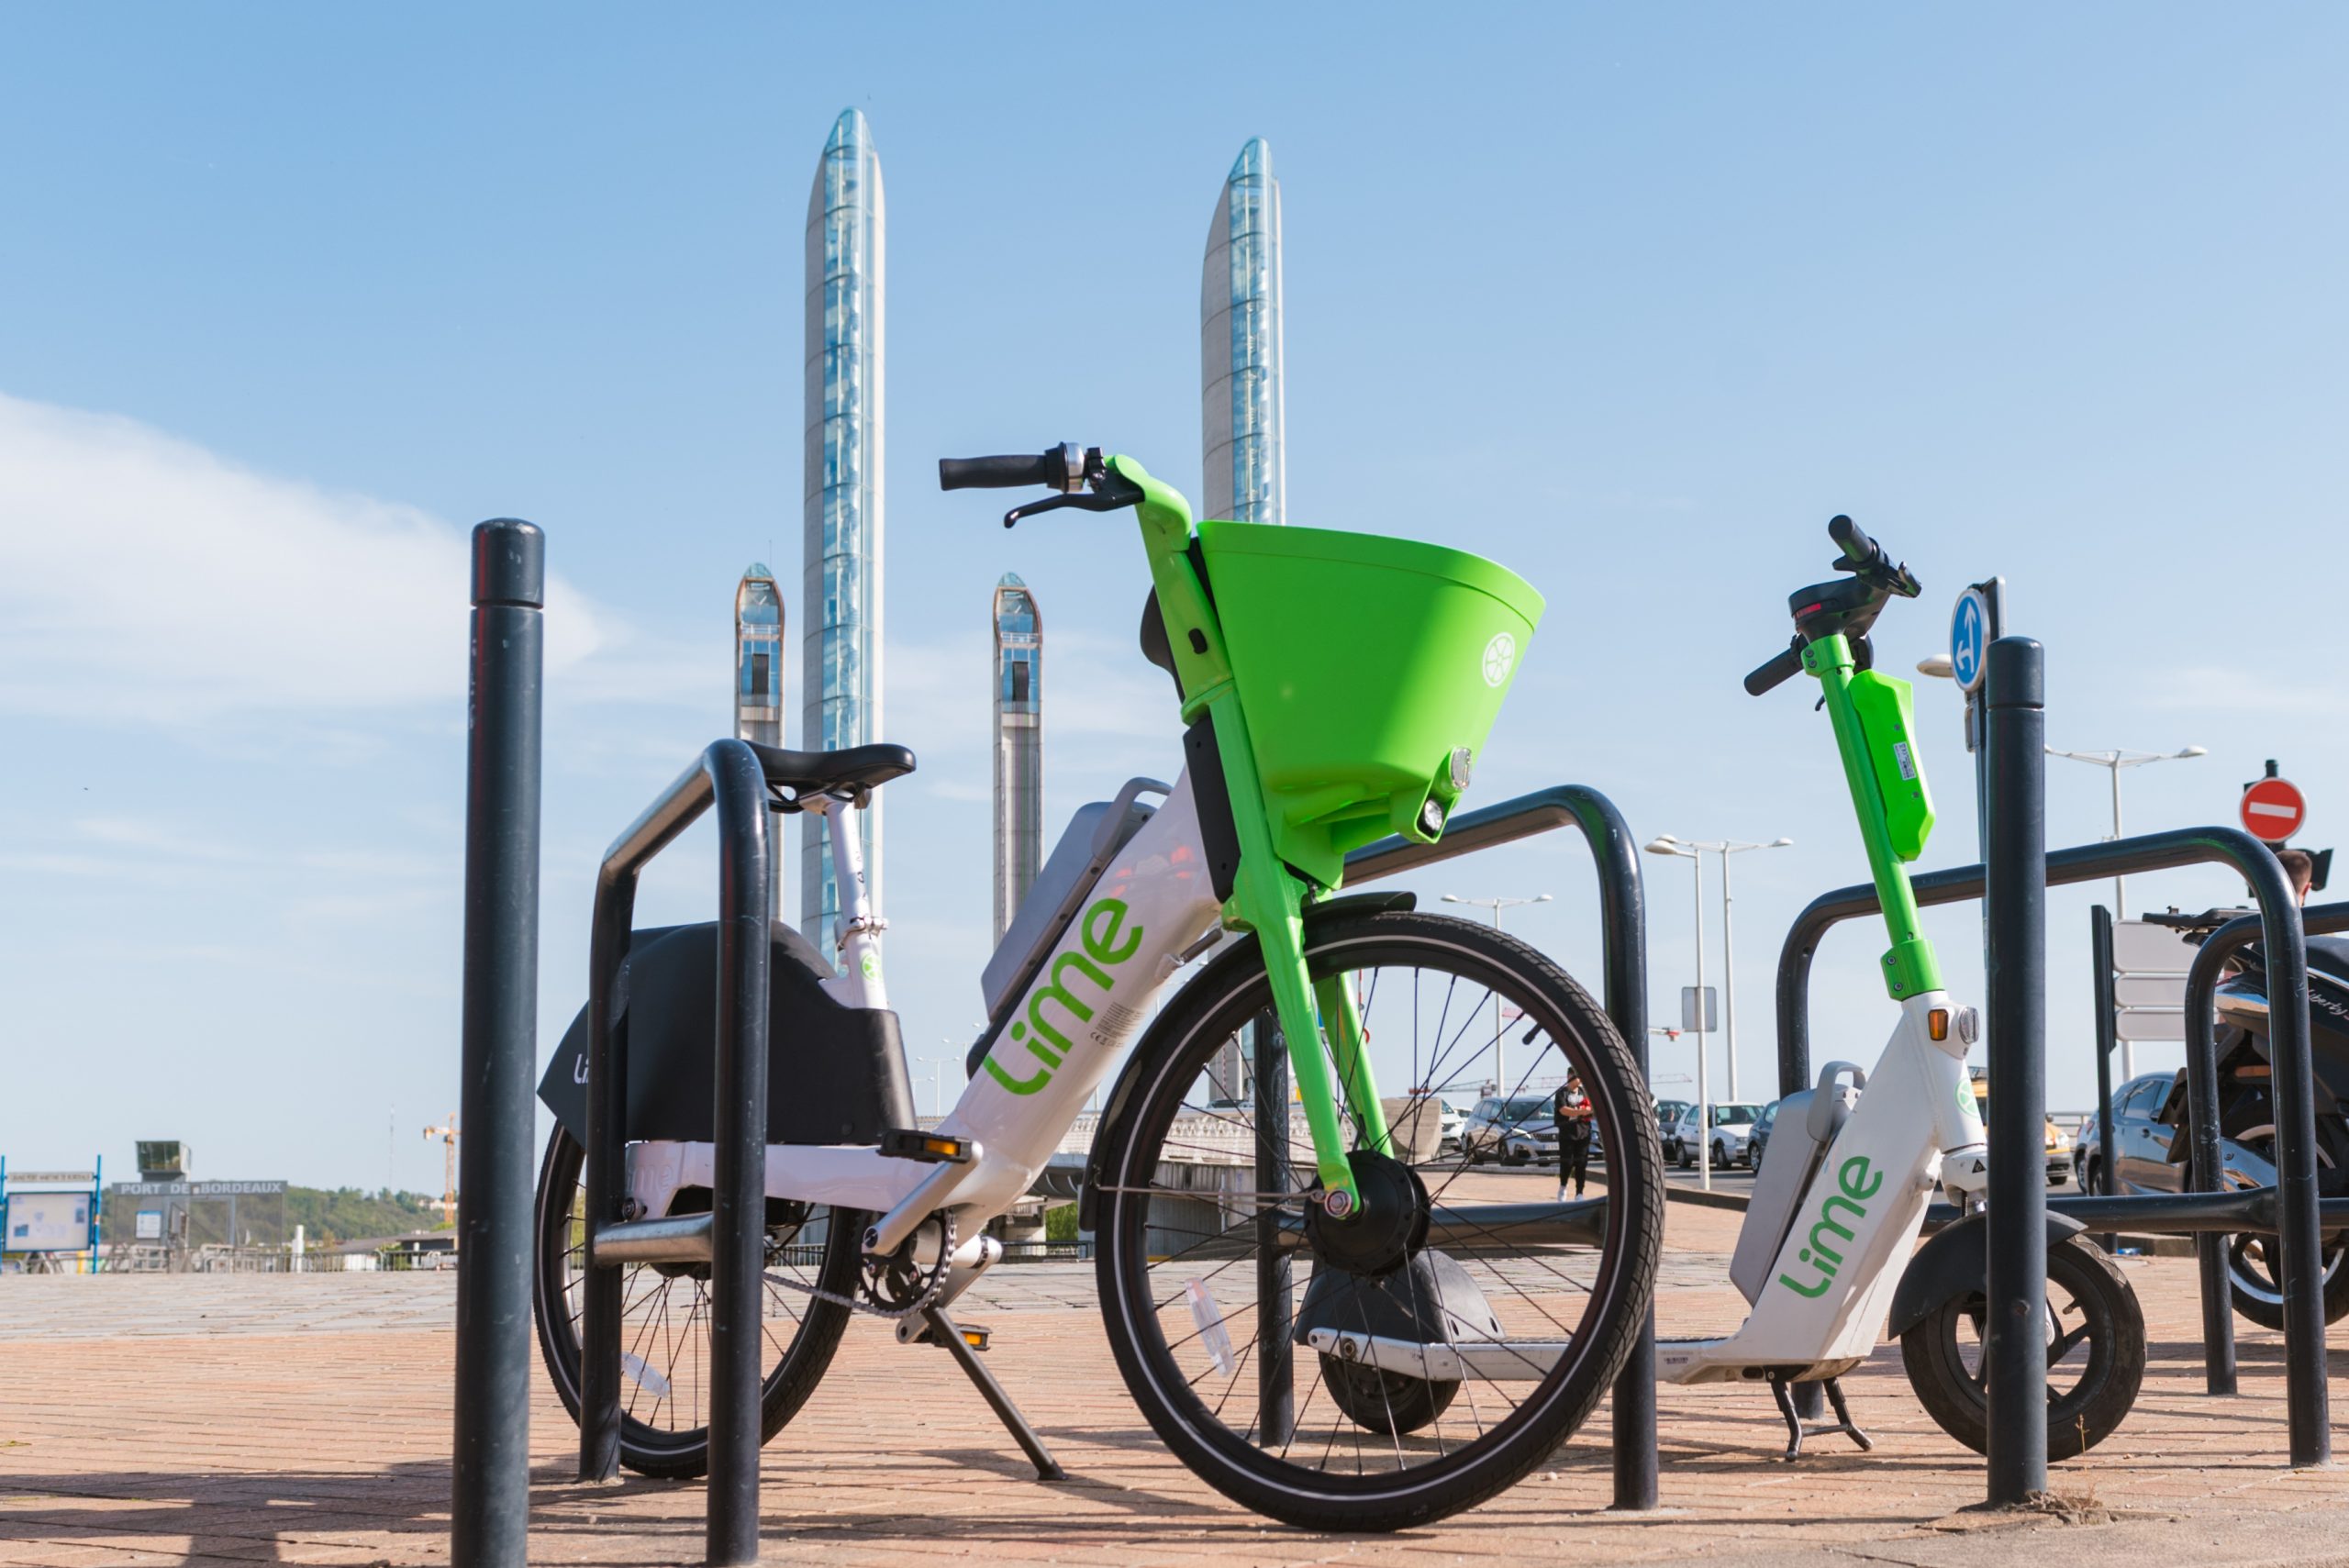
left=1003, top=473, right=1143, bottom=528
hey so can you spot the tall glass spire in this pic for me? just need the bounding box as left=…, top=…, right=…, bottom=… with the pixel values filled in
left=734, top=563, right=785, bottom=918
left=1202, top=138, right=1286, bottom=1105
left=1201, top=137, right=1285, bottom=525
left=803, top=107, right=885, bottom=951
left=991, top=573, right=1042, bottom=945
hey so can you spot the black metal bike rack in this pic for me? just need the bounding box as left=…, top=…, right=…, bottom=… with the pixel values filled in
left=1348, top=782, right=1658, bottom=1511
left=2170, top=900, right=2348, bottom=1440
left=454, top=521, right=545, bottom=1568
left=1773, top=650, right=2326, bottom=1474
left=580, top=740, right=776, bottom=1567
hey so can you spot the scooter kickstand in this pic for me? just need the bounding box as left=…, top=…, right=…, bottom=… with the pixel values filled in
left=1769, top=1375, right=1875, bottom=1462
left=919, top=1306, right=1066, bottom=1482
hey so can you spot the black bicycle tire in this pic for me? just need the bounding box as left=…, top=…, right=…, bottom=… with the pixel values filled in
left=530, top=1127, right=862, bottom=1478
left=1091, top=908, right=1664, bottom=1530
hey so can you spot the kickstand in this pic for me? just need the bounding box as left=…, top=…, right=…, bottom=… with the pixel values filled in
left=919, top=1306, right=1065, bottom=1481
left=1769, top=1375, right=1876, bottom=1462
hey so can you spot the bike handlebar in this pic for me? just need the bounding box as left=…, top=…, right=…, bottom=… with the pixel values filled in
left=1828, top=513, right=1876, bottom=567
left=939, top=453, right=1063, bottom=491
left=1744, top=643, right=1806, bottom=696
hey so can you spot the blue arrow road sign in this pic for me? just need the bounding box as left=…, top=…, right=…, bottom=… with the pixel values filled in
left=1951, top=587, right=1989, bottom=694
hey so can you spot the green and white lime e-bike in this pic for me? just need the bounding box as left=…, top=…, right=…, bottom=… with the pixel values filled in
left=1313, top=515, right=2147, bottom=1462
left=530, top=447, right=1664, bottom=1530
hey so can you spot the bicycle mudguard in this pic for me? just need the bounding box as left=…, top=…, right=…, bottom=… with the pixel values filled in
left=1885, top=1210, right=2086, bottom=1339
left=536, top=921, right=917, bottom=1150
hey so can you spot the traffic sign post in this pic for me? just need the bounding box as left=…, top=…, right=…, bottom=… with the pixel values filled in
left=1949, top=579, right=2003, bottom=859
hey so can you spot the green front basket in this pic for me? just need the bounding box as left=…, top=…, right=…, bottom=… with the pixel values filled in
left=1197, top=519, right=1546, bottom=887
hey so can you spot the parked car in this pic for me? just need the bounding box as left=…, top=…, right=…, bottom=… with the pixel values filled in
left=1437, top=1097, right=1468, bottom=1153
left=1664, top=1102, right=1764, bottom=1170
left=1654, top=1099, right=1691, bottom=1140
left=1967, top=1071, right=2072, bottom=1185
left=1745, top=1099, right=1782, bottom=1168
left=1462, top=1095, right=1559, bottom=1165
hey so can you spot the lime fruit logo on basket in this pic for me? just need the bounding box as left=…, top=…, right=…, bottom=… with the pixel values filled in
left=1481, top=632, right=1518, bottom=688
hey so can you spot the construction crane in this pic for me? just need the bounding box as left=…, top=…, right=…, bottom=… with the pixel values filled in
left=422, top=1114, right=459, bottom=1222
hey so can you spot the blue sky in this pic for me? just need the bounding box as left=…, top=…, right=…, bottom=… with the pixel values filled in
left=2, top=6, right=2342, bottom=1191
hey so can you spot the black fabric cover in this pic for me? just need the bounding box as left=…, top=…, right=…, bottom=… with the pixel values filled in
left=538, top=922, right=916, bottom=1149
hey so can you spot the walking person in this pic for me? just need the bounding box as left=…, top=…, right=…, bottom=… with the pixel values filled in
left=1554, top=1073, right=1595, bottom=1200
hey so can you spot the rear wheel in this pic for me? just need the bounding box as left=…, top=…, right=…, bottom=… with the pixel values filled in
left=2220, top=1122, right=2349, bottom=1329
left=1091, top=909, right=1664, bottom=1530
left=1899, top=1232, right=2144, bottom=1460
left=530, top=1128, right=862, bottom=1478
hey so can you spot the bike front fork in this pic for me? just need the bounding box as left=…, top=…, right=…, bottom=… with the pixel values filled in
left=1204, top=699, right=1391, bottom=1210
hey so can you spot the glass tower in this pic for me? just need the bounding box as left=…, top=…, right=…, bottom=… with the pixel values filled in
left=1202, top=138, right=1286, bottom=1102
left=803, top=108, right=885, bottom=950
left=734, top=562, right=785, bottom=917
left=991, top=573, right=1042, bottom=945
left=1201, top=137, right=1285, bottom=526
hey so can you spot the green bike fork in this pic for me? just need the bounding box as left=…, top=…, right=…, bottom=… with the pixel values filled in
left=1112, top=454, right=1389, bottom=1207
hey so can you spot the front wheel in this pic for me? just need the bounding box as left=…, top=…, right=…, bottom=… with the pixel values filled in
left=1090, top=908, right=1664, bottom=1531
left=1899, top=1232, right=2145, bottom=1460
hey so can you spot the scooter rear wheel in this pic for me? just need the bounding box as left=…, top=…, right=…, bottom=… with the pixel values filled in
left=1899, top=1232, right=2145, bottom=1459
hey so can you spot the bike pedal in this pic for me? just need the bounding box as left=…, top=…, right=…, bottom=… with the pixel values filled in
left=878, top=1128, right=974, bottom=1164
left=913, top=1320, right=991, bottom=1351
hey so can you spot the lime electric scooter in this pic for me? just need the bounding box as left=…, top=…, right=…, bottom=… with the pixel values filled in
left=1311, top=515, right=2148, bottom=1461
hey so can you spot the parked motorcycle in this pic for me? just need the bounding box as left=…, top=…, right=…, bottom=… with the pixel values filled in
left=2123, top=909, right=2349, bottom=1328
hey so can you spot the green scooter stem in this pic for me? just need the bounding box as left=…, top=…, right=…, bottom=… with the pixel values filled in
left=1805, top=633, right=1941, bottom=1000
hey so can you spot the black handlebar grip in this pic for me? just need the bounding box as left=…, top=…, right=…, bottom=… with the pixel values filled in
left=939, top=453, right=1058, bottom=491
left=1743, top=644, right=1806, bottom=696
left=1827, top=513, right=1881, bottom=566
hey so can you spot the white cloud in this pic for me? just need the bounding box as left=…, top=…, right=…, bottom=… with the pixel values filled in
left=0, top=391, right=607, bottom=722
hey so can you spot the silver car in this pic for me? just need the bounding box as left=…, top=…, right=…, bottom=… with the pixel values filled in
left=1462, top=1095, right=1559, bottom=1165
left=1664, top=1101, right=1764, bottom=1171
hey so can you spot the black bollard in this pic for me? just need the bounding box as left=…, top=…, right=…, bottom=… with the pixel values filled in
left=705, top=742, right=775, bottom=1565
left=455, top=520, right=544, bottom=1568
left=1982, top=637, right=2047, bottom=1506
left=1252, top=1014, right=1294, bottom=1448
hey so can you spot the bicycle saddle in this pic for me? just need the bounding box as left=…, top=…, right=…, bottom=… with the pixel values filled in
left=746, top=740, right=916, bottom=800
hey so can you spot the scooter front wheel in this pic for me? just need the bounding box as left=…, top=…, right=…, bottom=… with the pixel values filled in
left=1899, top=1232, right=2145, bottom=1460
left=1090, top=908, right=1664, bottom=1530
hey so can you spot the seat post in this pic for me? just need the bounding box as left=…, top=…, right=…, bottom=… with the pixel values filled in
left=809, top=794, right=889, bottom=1005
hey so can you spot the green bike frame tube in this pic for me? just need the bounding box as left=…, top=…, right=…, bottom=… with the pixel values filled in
left=1316, top=973, right=1394, bottom=1157
left=1114, top=455, right=1380, bottom=1200
left=1805, top=633, right=1943, bottom=1000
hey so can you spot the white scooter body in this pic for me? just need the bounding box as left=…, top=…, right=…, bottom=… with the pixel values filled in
left=1657, top=989, right=1986, bottom=1385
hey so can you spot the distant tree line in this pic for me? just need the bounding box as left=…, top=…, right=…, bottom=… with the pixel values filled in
left=282, top=1187, right=446, bottom=1247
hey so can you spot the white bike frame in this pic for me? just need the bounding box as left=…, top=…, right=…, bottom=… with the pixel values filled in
left=628, top=768, right=1226, bottom=1289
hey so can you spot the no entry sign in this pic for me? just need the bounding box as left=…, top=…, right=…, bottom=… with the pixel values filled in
left=2241, top=776, right=2307, bottom=843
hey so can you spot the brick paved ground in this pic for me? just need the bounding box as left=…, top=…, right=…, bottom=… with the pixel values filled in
left=4, top=1197, right=2346, bottom=1566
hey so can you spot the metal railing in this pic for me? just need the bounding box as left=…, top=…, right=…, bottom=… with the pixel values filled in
left=579, top=739, right=775, bottom=1567
left=1349, top=782, right=1658, bottom=1510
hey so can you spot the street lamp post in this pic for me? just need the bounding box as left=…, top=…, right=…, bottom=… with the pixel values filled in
left=1440, top=893, right=1552, bottom=1095
left=1645, top=835, right=1792, bottom=1103
left=2045, top=744, right=2206, bottom=1076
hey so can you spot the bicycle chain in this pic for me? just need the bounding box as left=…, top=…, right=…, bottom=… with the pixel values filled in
left=761, top=1207, right=955, bottom=1323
